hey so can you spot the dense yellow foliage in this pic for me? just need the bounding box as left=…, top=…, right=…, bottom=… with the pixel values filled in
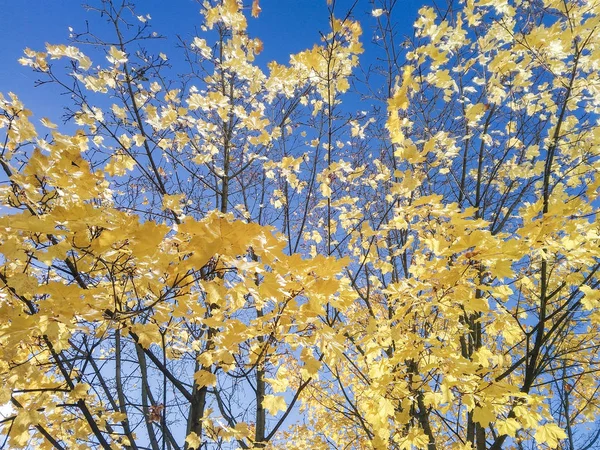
left=1, top=0, right=600, bottom=449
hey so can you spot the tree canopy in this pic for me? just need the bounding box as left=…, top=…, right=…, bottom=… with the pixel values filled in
left=1, top=0, right=600, bottom=449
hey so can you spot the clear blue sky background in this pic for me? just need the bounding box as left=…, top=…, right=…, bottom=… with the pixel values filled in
left=0, top=0, right=423, bottom=120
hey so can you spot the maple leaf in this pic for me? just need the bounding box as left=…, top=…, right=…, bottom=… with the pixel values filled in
left=251, top=0, right=261, bottom=18
left=185, top=432, right=202, bottom=449
left=535, top=424, right=567, bottom=448
left=147, top=404, right=164, bottom=423
left=262, top=395, right=286, bottom=416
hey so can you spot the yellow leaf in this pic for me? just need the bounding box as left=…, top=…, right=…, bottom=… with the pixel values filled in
left=251, top=0, right=261, bottom=17
left=580, top=285, right=600, bottom=310
left=185, top=432, right=202, bottom=449
left=465, top=103, right=487, bottom=123
left=263, top=394, right=286, bottom=416
left=162, top=193, right=185, bottom=214
left=105, top=152, right=136, bottom=176
left=267, top=365, right=290, bottom=393
left=130, top=324, right=162, bottom=349
left=194, top=370, right=217, bottom=388
left=496, top=418, right=520, bottom=438
left=535, top=423, right=567, bottom=448
left=472, top=405, right=496, bottom=427
left=301, top=348, right=321, bottom=377
left=224, top=0, right=238, bottom=14
left=107, top=46, right=127, bottom=65
left=40, top=117, right=58, bottom=129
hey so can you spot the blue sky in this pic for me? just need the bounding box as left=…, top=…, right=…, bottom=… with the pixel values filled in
left=0, top=0, right=423, bottom=121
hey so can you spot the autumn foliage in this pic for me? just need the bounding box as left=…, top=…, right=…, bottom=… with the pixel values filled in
left=1, top=0, right=600, bottom=449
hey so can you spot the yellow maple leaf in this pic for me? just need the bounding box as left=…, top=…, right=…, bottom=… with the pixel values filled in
left=535, top=423, right=567, bottom=448
left=472, top=405, right=496, bottom=427
left=251, top=0, right=261, bottom=17
left=194, top=370, right=217, bottom=388
left=162, top=193, right=185, bottom=214
left=465, top=103, right=487, bottom=123
left=496, top=418, right=520, bottom=438
left=263, top=394, right=286, bottom=416
left=105, top=152, right=136, bottom=176
left=107, top=46, right=127, bottom=65
left=185, top=432, right=202, bottom=449
left=301, top=349, right=321, bottom=377
left=40, top=117, right=58, bottom=129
